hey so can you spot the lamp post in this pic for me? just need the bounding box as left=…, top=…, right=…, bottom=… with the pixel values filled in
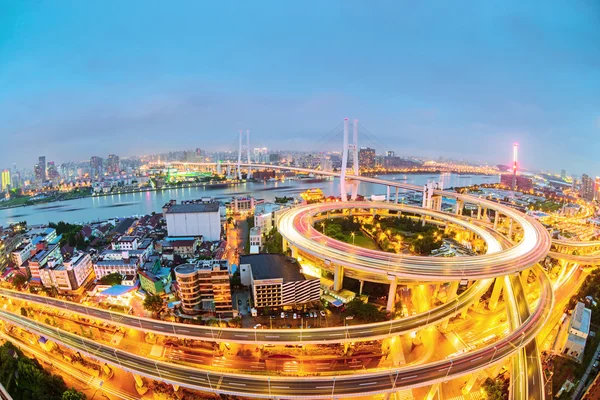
left=351, top=232, right=355, bottom=245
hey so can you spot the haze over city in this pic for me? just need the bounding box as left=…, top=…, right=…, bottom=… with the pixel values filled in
left=2, top=1, right=600, bottom=173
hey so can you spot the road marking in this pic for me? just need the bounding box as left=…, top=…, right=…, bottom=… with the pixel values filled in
left=470, top=356, right=483, bottom=362
left=316, top=362, right=329, bottom=365
left=152, top=325, right=163, bottom=329
left=265, top=335, right=279, bottom=338
left=250, top=366, right=263, bottom=369
left=229, top=383, right=246, bottom=387
left=178, top=329, right=190, bottom=333
left=359, top=382, right=378, bottom=386
left=272, top=386, right=289, bottom=389
left=316, top=386, right=333, bottom=389
left=188, top=376, right=206, bottom=381
left=234, top=335, right=248, bottom=338
left=400, top=375, right=418, bottom=380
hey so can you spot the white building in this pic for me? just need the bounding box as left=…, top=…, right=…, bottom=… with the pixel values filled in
left=111, top=236, right=140, bottom=250
left=93, top=255, right=141, bottom=279
left=563, top=302, right=592, bottom=362
left=249, top=227, right=262, bottom=254
left=240, top=254, right=320, bottom=308
left=232, top=197, right=256, bottom=214
left=254, top=203, right=282, bottom=235
left=165, top=202, right=222, bottom=241
left=11, top=241, right=34, bottom=267
left=39, top=252, right=93, bottom=291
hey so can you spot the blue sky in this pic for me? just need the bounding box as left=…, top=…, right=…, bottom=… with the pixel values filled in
left=1, top=1, right=599, bottom=174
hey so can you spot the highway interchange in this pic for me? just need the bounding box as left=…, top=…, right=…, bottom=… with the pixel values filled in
left=1, top=162, right=596, bottom=399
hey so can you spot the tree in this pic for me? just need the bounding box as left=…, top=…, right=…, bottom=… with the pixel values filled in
left=11, top=274, right=27, bottom=290
left=20, top=307, right=28, bottom=317
left=143, top=294, right=164, bottom=314
left=62, top=388, right=86, bottom=400
left=98, top=272, right=123, bottom=286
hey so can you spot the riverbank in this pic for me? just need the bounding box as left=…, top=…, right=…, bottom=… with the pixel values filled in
left=0, top=181, right=243, bottom=212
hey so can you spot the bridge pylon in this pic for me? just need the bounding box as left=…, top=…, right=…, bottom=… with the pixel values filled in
left=340, top=118, right=360, bottom=201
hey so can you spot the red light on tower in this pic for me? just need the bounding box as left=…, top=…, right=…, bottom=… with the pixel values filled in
left=513, top=143, right=518, bottom=172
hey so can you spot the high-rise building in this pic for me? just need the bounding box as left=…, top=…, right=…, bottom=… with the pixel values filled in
left=358, top=147, right=376, bottom=170
left=174, top=260, right=233, bottom=316
left=580, top=174, right=595, bottom=202
left=36, top=156, right=46, bottom=183
left=47, top=161, right=60, bottom=181
left=90, top=156, right=103, bottom=178
left=387, top=151, right=395, bottom=157
left=106, top=154, right=120, bottom=175
left=1, top=169, right=10, bottom=192
left=561, top=169, right=566, bottom=179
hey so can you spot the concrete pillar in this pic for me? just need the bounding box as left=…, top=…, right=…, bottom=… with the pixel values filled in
left=291, top=246, right=298, bottom=259
left=334, top=265, right=344, bottom=291
left=455, top=200, right=463, bottom=215
left=494, top=212, right=499, bottom=230
left=395, top=187, right=399, bottom=204
left=282, top=239, right=289, bottom=253
left=520, top=269, right=529, bottom=290
left=359, top=280, right=365, bottom=296
left=132, top=373, right=144, bottom=387
left=425, top=383, right=440, bottom=400
left=386, top=276, right=398, bottom=312
left=508, top=219, right=513, bottom=239
left=460, top=303, right=471, bottom=319
left=477, top=204, right=482, bottom=220
left=462, top=372, right=479, bottom=395
left=387, top=186, right=390, bottom=202
left=488, top=278, right=504, bottom=311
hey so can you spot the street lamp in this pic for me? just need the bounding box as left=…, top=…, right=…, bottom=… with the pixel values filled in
left=321, top=222, right=325, bottom=233
left=351, top=232, right=355, bottom=245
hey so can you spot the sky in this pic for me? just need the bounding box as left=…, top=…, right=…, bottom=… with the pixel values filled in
left=1, top=1, right=599, bottom=175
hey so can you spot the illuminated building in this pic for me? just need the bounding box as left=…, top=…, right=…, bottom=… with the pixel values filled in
left=500, top=174, right=533, bottom=192
left=106, top=154, right=120, bottom=175
left=562, top=302, right=591, bottom=362
left=90, top=156, right=103, bottom=178
left=39, top=251, right=93, bottom=292
left=164, top=202, right=222, bottom=241
left=240, top=254, right=320, bottom=308
left=300, top=188, right=325, bottom=203
left=358, top=147, right=376, bottom=169
left=174, top=259, right=233, bottom=316
left=580, top=174, right=595, bottom=202
left=1, top=169, right=10, bottom=192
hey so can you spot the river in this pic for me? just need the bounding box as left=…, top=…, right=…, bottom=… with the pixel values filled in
left=0, top=173, right=499, bottom=227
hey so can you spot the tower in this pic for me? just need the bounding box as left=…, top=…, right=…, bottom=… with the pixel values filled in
left=512, top=143, right=518, bottom=191
left=340, top=119, right=360, bottom=201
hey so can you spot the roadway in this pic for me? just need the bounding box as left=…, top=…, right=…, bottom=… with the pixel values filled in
left=0, top=281, right=491, bottom=345
left=0, top=270, right=553, bottom=399
left=278, top=201, right=549, bottom=281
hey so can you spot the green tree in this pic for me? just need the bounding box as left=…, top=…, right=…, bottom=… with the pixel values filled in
left=62, top=388, right=86, bottom=400
left=98, top=273, right=123, bottom=286
left=11, top=274, right=27, bottom=289
left=143, top=294, right=164, bottom=314
left=20, top=307, right=28, bottom=317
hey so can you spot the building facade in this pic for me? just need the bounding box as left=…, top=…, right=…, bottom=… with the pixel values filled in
left=165, top=202, right=222, bottom=241
left=174, top=259, right=233, bottom=316
left=39, top=252, right=93, bottom=291
left=563, top=301, right=592, bottom=362
left=240, top=254, right=320, bottom=309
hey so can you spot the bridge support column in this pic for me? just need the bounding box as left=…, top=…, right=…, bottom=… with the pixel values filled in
left=386, top=186, right=390, bottom=202
left=455, top=200, right=464, bottom=215
left=387, top=276, right=398, bottom=312
left=290, top=246, right=298, bottom=259
left=431, top=195, right=442, bottom=211
left=395, top=187, right=399, bottom=204
left=494, top=212, right=499, bottom=230
left=282, top=238, right=289, bottom=253
left=488, top=278, right=504, bottom=311
left=359, top=280, right=365, bottom=296
left=334, top=265, right=344, bottom=292
left=461, top=372, right=479, bottom=395
left=508, top=219, right=513, bottom=240
left=520, top=268, right=530, bottom=290
left=477, top=204, right=482, bottom=220
left=425, top=382, right=440, bottom=400
left=439, top=281, right=460, bottom=331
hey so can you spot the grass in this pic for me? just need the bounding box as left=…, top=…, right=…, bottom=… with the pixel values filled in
left=349, top=232, right=379, bottom=250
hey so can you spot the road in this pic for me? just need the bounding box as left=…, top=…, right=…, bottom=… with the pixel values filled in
left=0, top=280, right=490, bottom=344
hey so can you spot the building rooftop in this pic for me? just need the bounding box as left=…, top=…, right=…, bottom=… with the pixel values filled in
left=240, top=254, right=313, bottom=282
left=166, top=203, right=220, bottom=214
left=254, top=203, right=281, bottom=215
left=572, top=302, right=592, bottom=334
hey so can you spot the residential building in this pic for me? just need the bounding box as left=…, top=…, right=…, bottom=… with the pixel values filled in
left=358, top=147, right=376, bottom=170
left=90, top=156, right=103, bottom=178
left=563, top=302, right=592, bottom=362
left=26, top=244, right=63, bottom=282
left=138, top=257, right=172, bottom=295
left=249, top=227, right=262, bottom=254
left=165, top=202, right=222, bottom=240
left=106, top=154, right=120, bottom=175
left=158, top=237, right=200, bottom=258
left=231, top=197, right=256, bottom=214
left=39, top=252, right=93, bottom=291
left=254, top=203, right=282, bottom=234
left=239, top=254, right=320, bottom=308
left=580, top=174, right=595, bottom=202
left=36, top=156, right=46, bottom=183
left=11, top=241, right=34, bottom=267
left=0, top=233, right=23, bottom=272
left=174, top=259, right=233, bottom=316
left=1, top=169, right=10, bottom=192
left=111, top=236, right=140, bottom=250
left=93, top=253, right=141, bottom=279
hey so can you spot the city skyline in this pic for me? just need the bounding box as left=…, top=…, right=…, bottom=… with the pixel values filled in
left=2, top=2, right=599, bottom=174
